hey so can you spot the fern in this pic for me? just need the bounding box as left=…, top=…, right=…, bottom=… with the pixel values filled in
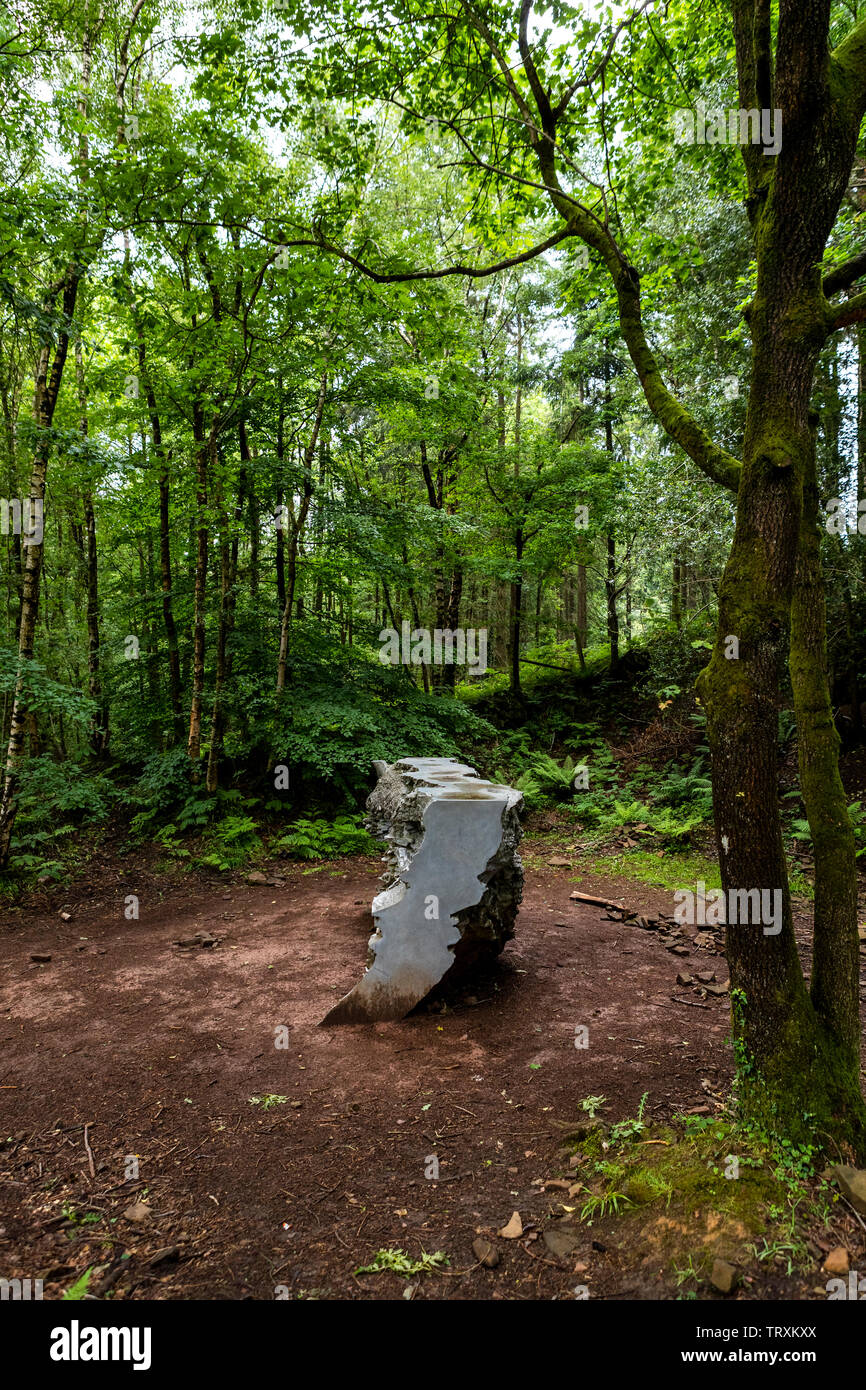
left=61, top=1268, right=94, bottom=1300
left=274, top=814, right=375, bottom=860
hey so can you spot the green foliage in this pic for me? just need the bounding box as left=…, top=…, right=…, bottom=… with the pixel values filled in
left=126, top=751, right=199, bottom=834
left=274, top=814, right=375, bottom=860
left=509, top=751, right=582, bottom=809
left=0, top=651, right=95, bottom=726
left=249, top=1094, right=288, bottom=1110
left=61, top=1268, right=94, bottom=1300
left=609, top=1093, right=650, bottom=1146
left=355, top=1248, right=449, bottom=1277
left=643, top=619, right=717, bottom=699
left=579, top=1095, right=607, bottom=1118
left=847, top=800, right=866, bottom=858
left=573, top=754, right=713, bottom=843
left=580, top=1189, right=632, bottom=1223
left=61, top=1204, right=101, bottom=1229
left=651, top=758, right=714, bottom=818
left=789, top=798, right=866, bottom=858
left=197, top=814, right=262, bottom=871
left=272, top=634, right=496, bottom=798
left=5, top=756, right=116, bottom=877
left=151, top=823, right=191, bottom=860
left=15, top=756, right=116, bottom=826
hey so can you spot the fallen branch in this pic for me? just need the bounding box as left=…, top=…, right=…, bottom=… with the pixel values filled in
left=83, top=1123, right=96, bottom=1179
left=569, top=890, right=625, bottom=909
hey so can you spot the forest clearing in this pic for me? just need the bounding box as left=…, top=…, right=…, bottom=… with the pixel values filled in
left=1, top=0, right=866, bottom=1361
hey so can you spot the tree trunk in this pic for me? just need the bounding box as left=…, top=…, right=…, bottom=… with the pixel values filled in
left=606, top=533, right=619, bottom=668
left=275, top=395, right=286, bottom=614
left=696, top=249, right=866, bottom=1149
left=73, top=335, right=108, bottom=756
left=508, top=533, right=523, bottom=696
left=187, top=414, right=211, bottom=767
left=205, top=472, right=243, bottom=792
left=576, top=562, right=587, bottom=663
left=604, top=368, right=618, bottom=668
left=137, top=334, right=182, bottom=733
left=0, top=269, right=81, bottom=867
left=247, top=437, right=259, bottom=602
left=624, top=559, right=632, bottom=646
left=788, top=438, right=866, bottom=1147
left=437, top=565, right=463, bottom=692
left=404, top=545, right=430, bottom=693
left=277, top=373, right=327, bottom=693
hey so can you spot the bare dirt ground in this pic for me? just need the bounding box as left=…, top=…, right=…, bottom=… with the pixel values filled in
left=1, top=849, right=863, bottom=1301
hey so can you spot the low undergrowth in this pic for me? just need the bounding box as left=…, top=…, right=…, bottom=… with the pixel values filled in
left=557, top=1096, right=843, bottom=1297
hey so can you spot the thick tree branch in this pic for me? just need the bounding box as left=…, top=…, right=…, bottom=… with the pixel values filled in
left=732, top=0, right=776, bottom=208
left=832, top=13, right=866, bottom=113
left=517, top=0, right=553, bottom=143
left=482, top=12, right=743, bottom=496
left=828, top=289, right=866, bottom=330
left=608, top=257, right=742, bottom=492
left=823, top=248, right=866, bottom=296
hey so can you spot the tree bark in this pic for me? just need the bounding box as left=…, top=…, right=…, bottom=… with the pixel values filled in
left=205, top=468, right=243, bottom=792
left=576, top=562, right=587, bottom=665
left=606, top=534, right=619, bottom=668
left=508, top=532, right=523, bottom=696
left=187, top=411, right=211, bottom=766
left=276, top=372, right=327, bottom=693
left=73, top=334, right=108, bottom=755
left=0, top=269, right=81, bottom=867
left=136, top=330, right=182, bottom=733
left=788, top=435, right=864, bottom=1145
left=672, top=556, right=682, bottom=630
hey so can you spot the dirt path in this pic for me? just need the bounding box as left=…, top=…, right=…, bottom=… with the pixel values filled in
left=0, top=856, right=822, bottom=1300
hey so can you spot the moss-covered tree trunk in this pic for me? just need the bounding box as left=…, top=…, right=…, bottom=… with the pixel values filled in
left=789, top=435, right=865, bottom=1147
left=688, top=0, right=866, bottom=1149
left=499, top=0, right=866, bottom=1154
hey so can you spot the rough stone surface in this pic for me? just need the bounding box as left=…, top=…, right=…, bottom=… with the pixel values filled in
left=321, top=758, right=523, bottom=1024
left=498, top=1211, right=523, bottom=1239
left=823, top=1246, right=849, bottom=1276
left=709, top=1258, right=738, bottom=1294
left=472, top=1237, right=501, bottom=1268
left=543, top=1226, right=581, bottom=1259
left=827, top=1165, right=866, bottom=1215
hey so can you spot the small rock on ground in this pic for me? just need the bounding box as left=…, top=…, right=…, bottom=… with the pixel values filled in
left=823, top=1247, right=849, bottom=1276
left=472, top=1237, right=501, bottom=1268
left=710, top=1258, right=739, bottom=1294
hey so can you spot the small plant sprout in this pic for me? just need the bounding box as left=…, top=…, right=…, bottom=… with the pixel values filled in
left=355, top=1248, right=449, bottom=1277
left=250, top=1094, right=288, bottom=1110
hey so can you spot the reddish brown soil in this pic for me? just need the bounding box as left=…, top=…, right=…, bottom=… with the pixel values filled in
left=0, top=852, right=862, bottom=1301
